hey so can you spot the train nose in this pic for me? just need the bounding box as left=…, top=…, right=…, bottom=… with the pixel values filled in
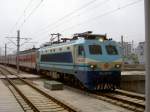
left=103, top=63, right=109, bottom=69
left=114, top=64, right=121, bottom=68
left=89, top=62, right=110, bottom=70
left=101, top=63, right=111, bottom=71
left=100, top=63, right=122, bottom=70
left=89, top=62, right=122, bottom=71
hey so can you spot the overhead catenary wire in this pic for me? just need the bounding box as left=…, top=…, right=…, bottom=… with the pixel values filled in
left=9, top=0, right=35, bottom=34
left=7, top=0, right=43, bottom=51
left=9, top=0, right=44, bottom=36
left=59, top=0, right=143, bottom=33
left=8, top=0, right=143, bottom=48
left=19, top=0, right=44, bottom=29
left=33, top=0, right=143, bottom=43
left=7, top=0, right=44, bottom=53
left=31, top=0, right=103, bottom=36
left=31, top=0, right=110, bottom=39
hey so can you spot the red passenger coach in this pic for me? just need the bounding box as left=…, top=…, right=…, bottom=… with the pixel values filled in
left=0, top=48, right=38, bottom=70
left=8, top=55, right=16, bottom=65
left=0, top=56, right=5, bottom=64
left=19, top=48, right=37, bottom=69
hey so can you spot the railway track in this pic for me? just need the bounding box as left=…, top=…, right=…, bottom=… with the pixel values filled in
left=98, top=91, right=145, bottom=112
left=0, top=66, right=77, bottom=112
left=65, top=86, right=145, bottom=112
left=0, top=65, right=145, bottom=112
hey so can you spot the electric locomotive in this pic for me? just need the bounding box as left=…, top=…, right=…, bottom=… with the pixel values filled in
left=37, top=31, right=122, bottom=90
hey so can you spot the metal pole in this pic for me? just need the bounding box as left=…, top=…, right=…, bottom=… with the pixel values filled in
left=0, top=48, right=1, bottom=56
left=17, top=30, right=20, bottom=74
left=58, top=33, right=61, bottom=43
left=121, top=35, right=124, bottom=62
left=145, top=0, right=150, bottom=111
left=132, top=40, right=134, bottom=52
left=58, top=33, right=59, bottom=43
left=5, top=44, right=7, bottom=66
left=121, top=35, right=124, bottom=49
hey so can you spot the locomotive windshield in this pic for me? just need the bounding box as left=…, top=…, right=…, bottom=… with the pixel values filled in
left=106, top=45, right=118, bottom=55
left=78, top=45, right=85, bottom=57
left=89, top=45, right=102, bottom=55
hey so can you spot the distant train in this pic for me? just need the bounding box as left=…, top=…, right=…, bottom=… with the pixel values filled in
left=0, top=31, right=122, bottom=90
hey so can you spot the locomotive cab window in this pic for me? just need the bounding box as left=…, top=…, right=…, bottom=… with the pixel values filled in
left=106, top=45, right=118, bottom=55
left=89, top=45, right=102, bottom=55
left=78, top=45, right=85, bottom=57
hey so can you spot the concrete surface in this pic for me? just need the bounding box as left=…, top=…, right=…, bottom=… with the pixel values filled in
left=0, top=73, right=40, bottom=79
left=0, top=80, right=23, bottom=112
left=44, top=80, right=63, bottom=90
left=121, top=71, right=145, bottom=94
left=33, top=79, right=133, bottom=112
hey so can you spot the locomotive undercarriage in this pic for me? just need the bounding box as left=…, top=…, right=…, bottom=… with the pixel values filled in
left=93, top=74, right=121, bottom=91
left=44, top=70, right=121, bottom=91
left=41, top=71, right=86, bottom=90
left=1, top=62, right=121, bottom=91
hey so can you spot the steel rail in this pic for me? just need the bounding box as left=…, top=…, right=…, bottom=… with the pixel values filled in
left=0, top=66, right=77, bottom=112
left=101, top=93, right=145, bottom=109
left=0, top=65, right=145, bottom=112
left=0, top=68, right=40, bottom=112
left=65, top=85, right=145, bottom=112
left=115, top=89, right=145, bottom=100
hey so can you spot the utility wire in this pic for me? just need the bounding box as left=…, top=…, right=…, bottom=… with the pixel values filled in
left=60, top=0, right=143, bottom=33
left=32, top=0, right=110, bottom=40
left=19, top=0, right=44, bottom=29
left=30, top=0, right=143, bottom=45
left=33, top=0, right=143, bottom=41
left=32, top=0, right=100, bottom=36
left=9, top=0, right=35, bottom=33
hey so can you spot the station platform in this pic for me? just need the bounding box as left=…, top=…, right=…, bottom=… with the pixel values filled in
left=122, top=71, right=145, bottom=75
left=121, top=71, right=145, bottom=94
left=33, top=80, right=133, bottom=112
left=0, top=70, right=145, bottom=93
left=0, top=73, right=41, bottom=79
left=0, top=80, right=23, bottom=112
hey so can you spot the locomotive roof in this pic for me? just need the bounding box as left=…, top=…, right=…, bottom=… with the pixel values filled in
left=19, top=48, right=38, bottom=54
left=39, top=38, right=114, bottom=51
left=40, top=39, right=84, bottom=50
left=39, top=32, right=115, bottom=50
left=73, top=33, right=107, bottom=40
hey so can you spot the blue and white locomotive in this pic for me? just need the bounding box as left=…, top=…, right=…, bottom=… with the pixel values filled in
left=37, top=31, right=122, bottom=90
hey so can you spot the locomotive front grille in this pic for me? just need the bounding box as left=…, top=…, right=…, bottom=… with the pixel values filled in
left=93, top=71, right=121, bottom=90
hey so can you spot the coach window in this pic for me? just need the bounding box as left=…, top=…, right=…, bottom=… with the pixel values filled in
left=89, top=45, right=102, bottom=55
left=106, top=45, right=118, bottom=55
left=67, top=47, right=70, bottom=50
left=78, top=45, right=85, bottom=57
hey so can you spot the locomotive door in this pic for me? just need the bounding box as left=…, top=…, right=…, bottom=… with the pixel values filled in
left=73, top=45, right=78, bottom=71
left=36, top=51, right=40, bottom=71
left=73, top=45, right=85, bottom=71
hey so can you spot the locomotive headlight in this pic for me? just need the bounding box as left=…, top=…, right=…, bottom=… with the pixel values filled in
left=115, top=64, right=121, bottom=68
left=90, top=64, right=96, bottom=69
left=90, top=65, right=94, bottom=68
left=99, top=38, right=104, bottom=42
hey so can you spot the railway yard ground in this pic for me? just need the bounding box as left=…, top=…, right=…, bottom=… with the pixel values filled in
left=0, top=65, right=145, bottom=112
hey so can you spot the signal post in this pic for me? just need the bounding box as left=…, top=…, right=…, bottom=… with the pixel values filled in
left=145, top=0, right=150, bottom=111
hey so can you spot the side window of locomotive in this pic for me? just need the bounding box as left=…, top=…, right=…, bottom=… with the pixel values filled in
left=89, top=45, right=102, bottom=55
left=78, top=45, right=85, bottom=57
left=106, top=45, right=118, bottom=55
left=37, top=51, right=39, bottom=59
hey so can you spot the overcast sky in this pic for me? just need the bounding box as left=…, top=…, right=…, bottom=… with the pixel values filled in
left=0, top=0, right=145, bottom=53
